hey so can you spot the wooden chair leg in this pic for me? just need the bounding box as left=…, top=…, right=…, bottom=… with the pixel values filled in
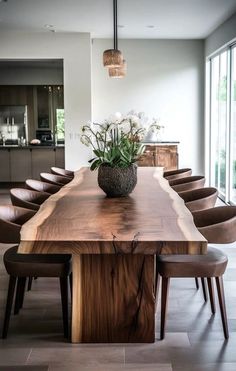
left=60, top=276, right=69, bottom=339
left=207, top=277, right=216, bottom=314
left=201, top=277, right=208, bottom=302
left=215, top=276, right=229, bottom=339
left=2, top=276, right=17, bottom=339
left=160, top=277, right=170, bottom=340
left=195, top=277, right=199, bottom=290
left=27, top=277, right=33, bottom=291
left=14, top=277, right=26, bottom=314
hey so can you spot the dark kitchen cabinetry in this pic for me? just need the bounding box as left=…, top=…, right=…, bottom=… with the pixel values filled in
left=0, top=147, right=65, bottom=182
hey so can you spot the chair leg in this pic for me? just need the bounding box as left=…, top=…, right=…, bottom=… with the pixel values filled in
left=60, top=276, right=69, bottom=339
left=160, top=277, right=170, bottom=340
left=195, top=277, right=199, bottom=290
left=215, top=276, right=229, bottom=340
left=14, top=277, right=26, bottom=315
left=201, top=277, right=208, bottom=302
left=207, top=277, right=216, bottom=314
left=27, top=277, right=33, bottom=291
left=69, top=273, right=72, bottom=300
left=2, top=276, right=17, bottom=339
left=155, top=274, right=161, bottom=312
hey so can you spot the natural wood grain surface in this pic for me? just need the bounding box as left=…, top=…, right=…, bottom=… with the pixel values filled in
left=18, top=167, right=206, bottom=343
left=19, top=167, right=206, bottom=255
left=72, top=254, right=155, bottom=343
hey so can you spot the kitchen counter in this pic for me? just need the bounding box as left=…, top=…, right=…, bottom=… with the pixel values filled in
left=0, top=145, right=64, bottom=149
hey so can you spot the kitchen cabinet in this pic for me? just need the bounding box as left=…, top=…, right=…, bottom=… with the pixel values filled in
left=10, top=149, right=32, bottom=182
left=0, top=148, right=10, bottom=181
left=0, top=147, right=65, bottom=182
left=55, top=147, right=65, bottom=169
left=31, top=148, right=56, bottom=180
left=138, top=144, right=178, bottom=170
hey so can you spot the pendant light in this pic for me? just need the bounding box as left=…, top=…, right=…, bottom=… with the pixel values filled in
left=103, top=0, right=124, bottom=69
left=108, top=59, right=127, bottom=78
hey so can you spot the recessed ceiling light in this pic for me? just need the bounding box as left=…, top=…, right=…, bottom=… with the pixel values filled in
left=147, top=25, right=155, bottom=28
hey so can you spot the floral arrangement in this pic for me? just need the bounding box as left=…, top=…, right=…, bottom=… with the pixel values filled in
left=80, top=111, right=163, bottom=170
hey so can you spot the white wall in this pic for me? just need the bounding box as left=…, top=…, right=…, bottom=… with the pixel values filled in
left=205, top=12, right=236, bottom=57
left=92, top=39, right=205, bottom=174
left=0, top=32, right=92, bottom=170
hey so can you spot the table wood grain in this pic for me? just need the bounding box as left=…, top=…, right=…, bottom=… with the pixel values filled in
left=18, top=167, right=207, bottom=343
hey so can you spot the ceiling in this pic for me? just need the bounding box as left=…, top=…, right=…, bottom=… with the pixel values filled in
left=0, top=0, right=236, bottom=39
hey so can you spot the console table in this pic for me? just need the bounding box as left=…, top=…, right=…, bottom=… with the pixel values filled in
left=138, top=142, right=179, bottom=170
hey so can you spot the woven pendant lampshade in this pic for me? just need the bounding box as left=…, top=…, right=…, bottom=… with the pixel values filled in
left=103, top=49, right=123, bottom=68
left=109, top=59, right=127, bottom=78
left=103, top=0, right=126, bottom=74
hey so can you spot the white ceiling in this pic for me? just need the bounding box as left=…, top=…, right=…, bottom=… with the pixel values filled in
left=0, top=0, right=236, bottom=39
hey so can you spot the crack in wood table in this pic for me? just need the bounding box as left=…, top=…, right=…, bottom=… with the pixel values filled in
left=18, top=167, right=207, bottom=343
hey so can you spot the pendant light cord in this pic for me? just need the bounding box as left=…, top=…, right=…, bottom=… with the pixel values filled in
left=113, top=0, right=118, bottom=50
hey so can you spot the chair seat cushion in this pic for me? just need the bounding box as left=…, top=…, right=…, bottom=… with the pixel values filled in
left=157, top=247, right=227, bottom=278
left=4, top=246, right=72, bottom=277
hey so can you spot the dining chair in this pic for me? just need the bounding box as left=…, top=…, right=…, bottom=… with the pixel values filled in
left=163, top=168, right=192, bottom=181
left=0, top=204, right=71, bottom=339
left=25, top=179, right=61, bottom=194
left=169, top=175, right=205, bottom=193
left=51, top=167, right=74, bottom=178
left=156, top=206, right=236, bottom=340
left=178, top=187, right=218, bottom=212
left=40, top=172, right=71, bottom=186
left=10, top=188, right=50, bottom=211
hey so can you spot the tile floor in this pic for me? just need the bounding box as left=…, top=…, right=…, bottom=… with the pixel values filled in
left=0, top=187, right=236, bottom=371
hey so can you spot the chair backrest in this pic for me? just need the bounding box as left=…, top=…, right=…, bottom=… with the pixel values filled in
left=164, top=168, right=192, bottom=181
left=26, top=179, right=61, bottom=194
left=192, top=206, right=236, bottom=244
left=40, top=172, right=71, bottom=186
left=169, top=176, right=205, bottom=193
left=51, top=167, right=74, bottom=178
left=10, top=188, right=50, bottom=211
left=0, top=205, right=36, bottom=243
left=178, top=187, right=218, bottom=212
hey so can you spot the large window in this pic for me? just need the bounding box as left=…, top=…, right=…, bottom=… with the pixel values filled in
left=208, top=44, right=236, bottom=204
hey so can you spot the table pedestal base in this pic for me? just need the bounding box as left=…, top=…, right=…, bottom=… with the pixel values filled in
left=72, top=254, right=155, bottom=343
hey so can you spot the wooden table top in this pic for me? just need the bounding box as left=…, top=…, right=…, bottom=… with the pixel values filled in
left=18, top=167, right=207, bottom=255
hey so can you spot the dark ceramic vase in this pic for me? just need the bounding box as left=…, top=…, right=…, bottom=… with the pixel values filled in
left=98, top=163, right=137, bottom=197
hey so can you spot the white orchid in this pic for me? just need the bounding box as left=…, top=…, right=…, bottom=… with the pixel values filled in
left=80, top=111, right=164, bottom=170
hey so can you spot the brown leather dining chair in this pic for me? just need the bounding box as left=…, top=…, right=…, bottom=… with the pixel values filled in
left=0, top=204, right=71, bottom=339
left=40, top=172, right=71, bottom=186
left=156, top=206, right=236, bottom=340
left=178, top=187, right=218, bottom=212
left=163, top=168, right=192, bottom=181
left=169, top=175, right=205, bottom=193
left=10, top=188, right=50, bottom=211
left=51, top=167, right=74, bottom=178
left=25, top=179, right=61, bottom=194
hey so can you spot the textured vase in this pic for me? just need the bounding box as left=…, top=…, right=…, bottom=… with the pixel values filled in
left=98, top=164, right=137, bottom=197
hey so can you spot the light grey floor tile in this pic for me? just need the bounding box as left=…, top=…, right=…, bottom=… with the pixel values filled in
left=27, top=347, right=125, bottom=366
left=0, top=348, right=32, bottom=365
left=49, top=364, right=172, bottom=371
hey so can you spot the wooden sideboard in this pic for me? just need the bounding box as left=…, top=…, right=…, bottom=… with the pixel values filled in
left=138, top=143, right=178, bottom=170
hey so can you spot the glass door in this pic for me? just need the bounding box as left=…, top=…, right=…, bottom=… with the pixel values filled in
left=210, top=51, right=228, bottom=200
left=229, top=46, right=236, bottom=204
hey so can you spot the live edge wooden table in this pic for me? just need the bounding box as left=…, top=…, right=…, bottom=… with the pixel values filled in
left=18, top=167, right=207, bottom=343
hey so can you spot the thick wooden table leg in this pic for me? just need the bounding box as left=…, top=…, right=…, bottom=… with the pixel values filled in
left=71, top=254, right=155, bottom=343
